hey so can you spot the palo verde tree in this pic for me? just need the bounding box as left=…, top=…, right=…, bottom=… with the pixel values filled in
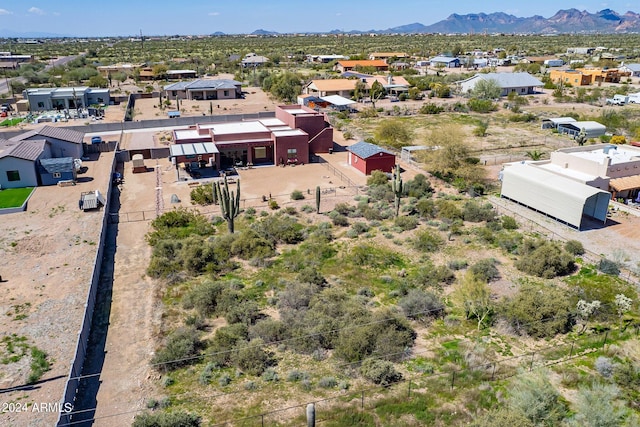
left=215, top=177, right=241, bottom=233
left=391, top=165, right=403, bottom=217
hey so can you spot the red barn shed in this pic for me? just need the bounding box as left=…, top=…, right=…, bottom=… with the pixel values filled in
left=347, top=141, right=396, bottom=175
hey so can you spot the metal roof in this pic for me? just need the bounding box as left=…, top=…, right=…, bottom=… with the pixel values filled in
left=476, top=72, right=543, bottom=88
left=320, top=95, right=356, bottom=106
left=164, top=79, right=241, bottom=91
left=622, top=63, right=640, bottom=72
left=12, top=125, right=85, bottom=144
left=39, top=157, right=74, bottom=173
left=559, top=121, right=606, bottom=132
left=543, top=117, right=577, bottom=125
left=347, top=141, right=394, bottom=159
left=169, top=142, right=219, bottom=157
left=430, top=56, right=459, bottom=63
left=0, top=139, right=47, bottom=161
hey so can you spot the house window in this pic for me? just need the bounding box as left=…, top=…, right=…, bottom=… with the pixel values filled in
left=97, top=97, right=104, bottom=103
left=53, top=172, right=61, bottom=178
left=172, top=91, right=177, bottom=96
left=223, top=90, right=229, bottom=97
left=37, top=102, right=45, bottom=108
left=254, top=147, right=266, bottom=158
left=287, top=148, right=297, bottom=159
left=6, top=170, right=20, bottom=181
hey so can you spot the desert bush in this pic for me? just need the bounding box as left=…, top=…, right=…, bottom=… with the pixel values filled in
left=329, top=212, right=349, bottom=227
left=448, top=259, right=468, bottom=270
left=277, top=282, right=320, bottom=312
left=565, top=240, right=585, bottom=255
left=598, top=258, right=620, bottom=276
left=412, top=229, right=444, bottom=252
left=398, top=289, right=445, bottom=320
left=190, top=185, right=214, bottom=205
left=133, top=411, right=201, bottom=427
left=249, top=318, right=286, bottom=343
left=394, top=216, right=419, bottom=231
left=462, top=200, right=496, bottom=222
left=515, top=239, right=575, bottom=278
left=367, top=170, right=389, bottom=186
left=436, top=200, right=463, bottom=220
left=296, top=267, right=327, bottom=286
left=501, top=284, right=574, bottom=338
left=469, top=258, right=500, bottom=283
left=416, top=198, right=436, bottom=218
left=287, top=370, right=309, bottom=382
left=261, top=367, right=279, bottom=382
left=568, top=383, right=627, bottom=427
left=152, top=327, right=202, bottom=372
left=360, top=359, right=402, bottom=385
left=501, top=215, right=518, bottom=230
left=595, top=356, right=615, bottom=378
left=468, top=98, right=497, bottom=113
left=419, top=103, right=444, bottom=114
left=318, top=376, right=338, bottom=388
left=233, top=339, right=275, bottom=376
left=507, top=369, right=567, bottom=426
left=251, top=213, right=305, bottom=245
left=470, top=409, right=534, bottom=427
left=413, top=261, right=455, bottom=288
left=224, top=300, right=261, bottom=325
left=208, top=323, right=249, bottom=366
left=268, top=199, right=279, bottom=210
left=290, top=190, right=305, bottom=200
left=182, top=280, right=224, bottom=317
left=230, top=229, right=275, bottom=260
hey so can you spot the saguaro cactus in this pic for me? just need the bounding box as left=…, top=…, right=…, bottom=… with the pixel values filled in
left=215, top=177, right=240, bottom=233
left=315, top=186, right=321, bottom=214
left=391, top=165, right=403, bottom=217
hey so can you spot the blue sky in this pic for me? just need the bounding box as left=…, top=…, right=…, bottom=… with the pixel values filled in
left=0, top=0, right=637, bottom=36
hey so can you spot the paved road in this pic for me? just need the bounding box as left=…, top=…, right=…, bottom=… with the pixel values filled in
left=0, top=54, right=80, bottom=95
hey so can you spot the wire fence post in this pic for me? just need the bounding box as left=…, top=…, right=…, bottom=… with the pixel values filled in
left=602, top=330, right=609, bottom=349
left=261, top=414, right=264, bottom=427
left=450, top=371, right=456, bottom=390
left=361, top=390, right=365, bottom=410
left=529, top=352, right=535, bottom=371
left=491, top=363, right=496, bottom=380
left=569, top=342, right=575, bottom=359
left=407, top=379, right=412, bottom=398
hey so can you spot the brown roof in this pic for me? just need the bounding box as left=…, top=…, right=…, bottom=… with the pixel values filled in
left=0, top=138, right=47, bottom=161
left=337, top=60, right=388, bottom=68
left=309, top=79, right=358, bottom=91
left=12, top=125, right=84, bottom=144
left=610, top=175, right=640, bottom=192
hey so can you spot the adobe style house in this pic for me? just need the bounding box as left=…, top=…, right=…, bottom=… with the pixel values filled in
left=170, top=105, right=333, bottom=170
left=347, top=141, right=396, bottom=175
left=549, top=70, right=592, bottom=86
left=164, top=79, right=242, bottom=100
left=575, top=67, right=630, bottom=84
left=369, top=52, right=409, bottom=62
left=303, top=79, right=357, bottom=98
left=334, top=60, right=389, bottom=73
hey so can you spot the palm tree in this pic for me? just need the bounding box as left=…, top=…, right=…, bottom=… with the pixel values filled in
left=525, top=150, right=545, bottom=161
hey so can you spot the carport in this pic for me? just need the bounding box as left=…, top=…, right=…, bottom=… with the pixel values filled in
left=501, top=163, right=611, bottom=229
left=169, top=142, right=220, bottom=180
left=320, top=95, right=356, bottom=111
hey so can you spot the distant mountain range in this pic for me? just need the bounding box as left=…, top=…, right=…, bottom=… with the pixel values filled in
left=2, top=9, right=640, bottom=38
left=256, top=8, right=640, bottom=36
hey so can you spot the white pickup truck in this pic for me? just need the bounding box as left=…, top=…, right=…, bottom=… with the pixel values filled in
left=606, top=95, right=629, bottom=105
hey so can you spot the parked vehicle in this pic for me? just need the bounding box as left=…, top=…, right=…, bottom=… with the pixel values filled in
left=606, top=95, right=629, bottom=106
left=91, top=136, right=102, bottom=144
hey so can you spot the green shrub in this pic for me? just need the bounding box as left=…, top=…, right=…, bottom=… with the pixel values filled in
left=419, top=103, right=444, bottom=114
left=515, top=239, right=575, bottom=278
left=230, top=229, right=275, bottom=260
left=469, top=258, right=500, bottom=283
left=564, top=240, right=585, bottom=255
left=448, top=259, right=468, bottom=270
left=507, top=369, right=567, bottom=426
left=468, top=98, right=497, bottom=113
left=190, top=185, right=214, bottom=205
left=598, top=258, right=620, bottom=276
left=261, top=367, right=279, bottom=382
left=318, top=376, right=338, bottom=388
left=416, top=198, right=436, bottom=218
left=462, top=200, right=496, bottom=222
left=290, top=190, right=305, bottom=200
left=133, top=411, right=201, bottom=427
left=501, top=284, right=573, bottom=338
left=28, top=347, right=50, bottom=384
left=251, top=213, right=304, bottom=245
left=330, top=213, right=349, bottom=227
left=360, top=359, right=402, bottom=385
left=268, top=199, right=279, bottom=210
left=470, top=409, right=534, bottom=427
left=152, top=327, right=202, bottom=371
left=413, top=261, right=455, bottom=288
left=182, top=280, right=224, bottom=317
left=394, top=216, right=419, bottom=231
left=398, top=289, right=445, bottom=320
left=234, top=339, right=275, bottom=376
left=367, top=170, right=389, bottom=186
left=501, top=215, right=518, bottom=230
left=404, top=174, right=433, bottom=198
left=296, top=267, right=327, bottom=286
left=436, top=200, right=462, bottom=220
left=287, top=370, right=309, bottom=382
left=412, top=230, right=444, bottom=252
left=249, top=318, right=286, bottom=343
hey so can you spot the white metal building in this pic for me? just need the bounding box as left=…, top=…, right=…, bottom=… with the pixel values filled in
left=501, top=163, right=610, bottom=229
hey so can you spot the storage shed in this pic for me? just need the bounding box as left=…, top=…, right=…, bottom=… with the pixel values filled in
left=132, top=154, right=146, bottom=173
left=347, top=141, right=396, bottom=175
left=501, top=163, right=610, bottom=229
left=557, top=121, right=607, bottom=139
left=39, top=157, right=76, bottom=186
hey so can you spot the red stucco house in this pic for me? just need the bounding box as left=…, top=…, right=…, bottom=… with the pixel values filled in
left=347, top=141, right=396, bottom=175
left=171, top=105, right=332, bottom=169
